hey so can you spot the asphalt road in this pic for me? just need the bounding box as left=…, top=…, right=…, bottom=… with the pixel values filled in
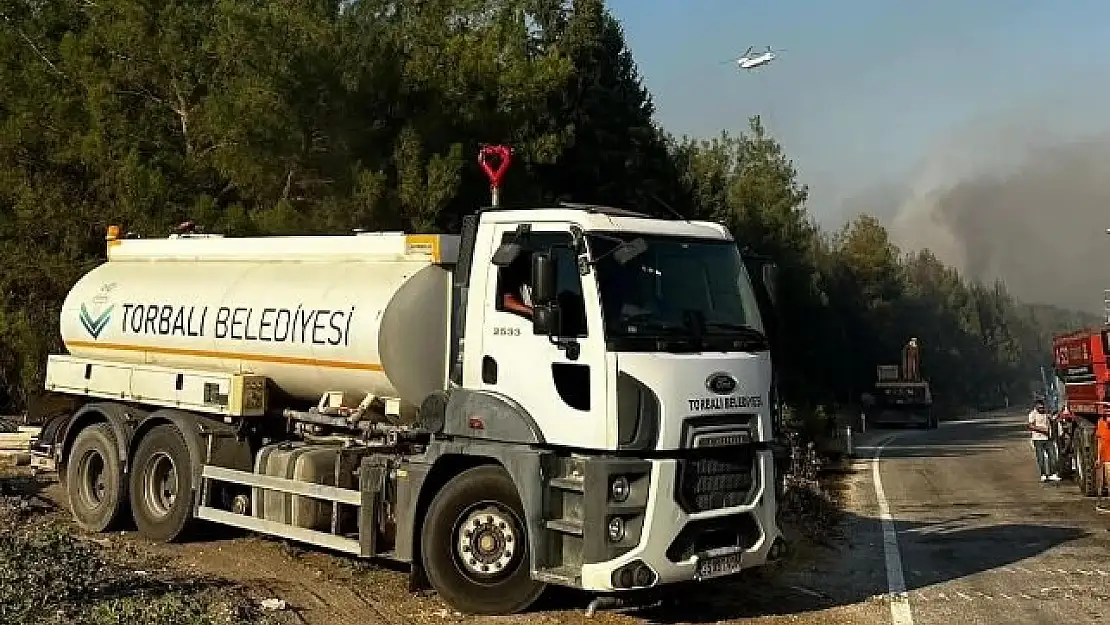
left=771, top=410, right=1110, bottom=625
left=632, top=410, right=1110, bottom=625
left=869, top=411, right=1110, bottom=624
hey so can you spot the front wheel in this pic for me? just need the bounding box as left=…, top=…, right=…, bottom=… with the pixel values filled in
left=420, top=465, right=545, bottom=615
left=129, top=424, right=195, bottom=542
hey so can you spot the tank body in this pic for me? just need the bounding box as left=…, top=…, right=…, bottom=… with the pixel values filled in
left=59, top=233, right=457, bottom=411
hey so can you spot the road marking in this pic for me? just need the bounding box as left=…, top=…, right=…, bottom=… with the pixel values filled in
left=942, top=416, right=1017, bottom=426
left=904, top=589, right=1110, bottom=603
left=872, top=435, right=914, bottom=625
left=915, top=565, right=1110, bottom=578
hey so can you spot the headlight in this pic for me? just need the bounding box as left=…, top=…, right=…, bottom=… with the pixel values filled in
left=610, top=476, right=630, bottom=502
left=607, top=516, right=626, bottom=542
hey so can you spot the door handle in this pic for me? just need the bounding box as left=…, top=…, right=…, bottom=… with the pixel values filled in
left=482, top=355, right=498, bottom=384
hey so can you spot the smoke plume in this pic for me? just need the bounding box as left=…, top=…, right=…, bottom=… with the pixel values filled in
left=885, top=115, right=1110, bottom=316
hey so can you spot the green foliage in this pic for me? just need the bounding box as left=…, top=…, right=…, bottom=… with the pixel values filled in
left=0, top=0, right=1094, bottom=413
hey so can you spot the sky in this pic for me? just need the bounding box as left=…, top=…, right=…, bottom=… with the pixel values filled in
left=606, top=0, right=1110, bottom=313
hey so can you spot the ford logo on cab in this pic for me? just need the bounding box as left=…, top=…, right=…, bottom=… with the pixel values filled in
left=705, top=372, right=737, bottom=395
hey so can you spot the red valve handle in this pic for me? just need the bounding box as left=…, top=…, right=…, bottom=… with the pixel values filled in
left=478, top=145, right=513, bottom=189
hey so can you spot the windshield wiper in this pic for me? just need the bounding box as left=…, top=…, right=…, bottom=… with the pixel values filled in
left=704, top=321, right=765, bottom=336
left=703, top=322, right=768, bottom=345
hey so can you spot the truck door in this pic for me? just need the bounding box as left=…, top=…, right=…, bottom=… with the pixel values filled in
left=477, top=223, right=609, bottom=449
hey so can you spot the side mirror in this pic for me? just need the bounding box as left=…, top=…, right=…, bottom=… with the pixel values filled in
left=761, top=262, right=778, bottom=308
left=531, top=252, right=556, bottom=305
left=532, top=305, right=560, bottom=336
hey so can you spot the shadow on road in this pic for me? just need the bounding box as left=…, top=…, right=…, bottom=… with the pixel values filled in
left=629, top=512, right=1088, bottom=623
left=625, top=412, right=1091, bottom=622
left=860, top=416, right=1030, bottom=460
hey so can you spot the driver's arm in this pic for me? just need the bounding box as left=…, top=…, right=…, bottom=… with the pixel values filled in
left=502, top=292, right=533, bottom=316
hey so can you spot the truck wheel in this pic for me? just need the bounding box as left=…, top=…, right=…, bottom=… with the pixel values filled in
left=66, top=423, right=127, bottom=533
left=130, top=424, right=194, bottom=542
left=1076, top=434, right=1097, bottom=497
left=420, top=465, right=545, bottom=615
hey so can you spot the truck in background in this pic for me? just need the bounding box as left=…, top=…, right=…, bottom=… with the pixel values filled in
left=28, top=147, right=786, bottom=615
left=862, top=338, right=938, bottom=429
left=1050, top=326, right=1109, bottom=496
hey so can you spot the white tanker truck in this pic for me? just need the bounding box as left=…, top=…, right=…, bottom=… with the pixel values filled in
left=31, top=151, right=785, bottom=615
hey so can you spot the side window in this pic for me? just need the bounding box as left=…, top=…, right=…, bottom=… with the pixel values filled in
left=493, top=231, right=588, bottom=336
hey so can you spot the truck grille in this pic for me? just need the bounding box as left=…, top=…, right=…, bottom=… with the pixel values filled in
left=675, top=451, right=756, bottom=513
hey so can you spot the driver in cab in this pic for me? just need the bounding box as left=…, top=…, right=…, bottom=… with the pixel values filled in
left=501, top=252, right=534, bottom=318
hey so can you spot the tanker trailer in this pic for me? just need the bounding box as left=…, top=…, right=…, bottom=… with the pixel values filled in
left=33, top=155, right=784, bottom=615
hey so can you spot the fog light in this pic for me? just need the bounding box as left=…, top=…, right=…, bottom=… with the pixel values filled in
left=619, top=568, right=634, bottom=588
left=607, top=516, right=626, bottom=542
left=610, top=475, right=630, bottom=502
left=611, top=560, right=658, bottom=589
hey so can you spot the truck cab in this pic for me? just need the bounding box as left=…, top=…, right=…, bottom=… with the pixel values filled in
left=431, top=205, right=783, bottom=597
left=451, top=206, right=772, bottom=451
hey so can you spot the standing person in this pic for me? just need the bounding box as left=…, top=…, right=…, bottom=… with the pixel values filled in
left=903, top=338, right=920, bottom=380
left=1095, top=413, right=1110, bottom=513
left=1029, top=399, right=1061, bottom=482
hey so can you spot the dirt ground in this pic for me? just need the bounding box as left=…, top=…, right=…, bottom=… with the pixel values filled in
left=0, top=458, right=856, bottom=625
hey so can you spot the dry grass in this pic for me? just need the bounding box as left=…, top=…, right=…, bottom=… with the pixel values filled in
left=778, top=473, right=845, bottom=548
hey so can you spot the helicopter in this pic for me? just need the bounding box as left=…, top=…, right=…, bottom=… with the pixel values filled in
left=723, top=46, right=783, bottom=70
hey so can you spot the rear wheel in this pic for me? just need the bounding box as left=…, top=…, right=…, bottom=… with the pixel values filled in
left=420, top=465, right=545, bottom=615
left=1075, top=424, right=1098, bottom=496
left=66, top=423, right=127, bottom=533
left=130, top=424, right=194, bottom=542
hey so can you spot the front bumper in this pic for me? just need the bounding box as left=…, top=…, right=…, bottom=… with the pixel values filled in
left=578, top=449, right=781, bottom=591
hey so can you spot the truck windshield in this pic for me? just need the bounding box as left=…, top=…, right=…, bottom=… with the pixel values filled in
left=588, top=233, right=766, bottom=352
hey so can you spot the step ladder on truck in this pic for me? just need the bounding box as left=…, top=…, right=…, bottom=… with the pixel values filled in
left=28, top=146, right=788, bottom=615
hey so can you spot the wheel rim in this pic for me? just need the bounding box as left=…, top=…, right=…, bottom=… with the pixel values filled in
left=77, top=449, right=108, bottom=511
left=143, top=451, right=180, bottom=519
left=451, top=502, right=523, bottom=582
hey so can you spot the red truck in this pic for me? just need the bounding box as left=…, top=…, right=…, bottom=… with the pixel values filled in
left=1051, top=327, right=1110, bottom=495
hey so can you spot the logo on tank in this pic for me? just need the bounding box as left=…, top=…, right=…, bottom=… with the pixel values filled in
left=79, top=283, right=118, bottom=340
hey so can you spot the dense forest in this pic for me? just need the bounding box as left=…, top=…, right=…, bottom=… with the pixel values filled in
left=0, top=0, right=1097, bottom=416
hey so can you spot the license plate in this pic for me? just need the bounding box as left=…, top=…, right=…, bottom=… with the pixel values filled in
left=695, top=549, right=744, bottom=580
